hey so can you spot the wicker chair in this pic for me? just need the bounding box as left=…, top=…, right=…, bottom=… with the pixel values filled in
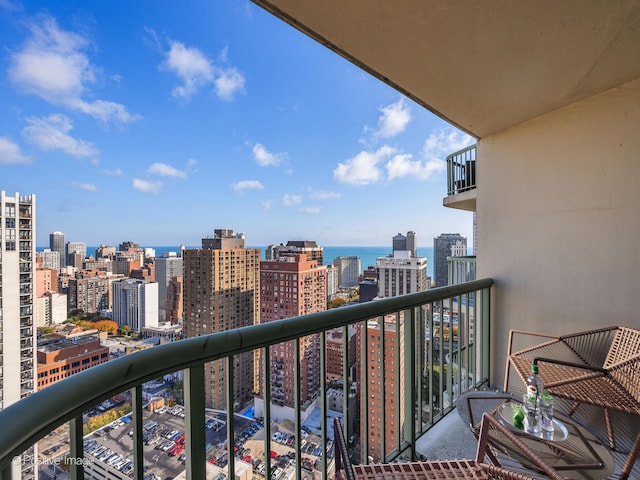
left=334, top=414, right=564, bottom=480
left=504, top=326, right=640, bottom=480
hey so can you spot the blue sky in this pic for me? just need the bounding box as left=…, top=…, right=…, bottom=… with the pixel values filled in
left=0, top=0, right=475, bottom=248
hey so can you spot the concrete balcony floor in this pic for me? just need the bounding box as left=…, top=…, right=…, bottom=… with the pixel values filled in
left=415, top=409, right=638, bottom=480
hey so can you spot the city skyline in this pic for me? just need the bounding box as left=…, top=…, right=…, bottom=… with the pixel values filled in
left=0, top=0, right=474, bottom=248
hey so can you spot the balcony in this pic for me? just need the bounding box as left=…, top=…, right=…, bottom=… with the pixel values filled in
left=443, top=144, right=477, bottom=212
left=0, top=279, right=492, bottom=480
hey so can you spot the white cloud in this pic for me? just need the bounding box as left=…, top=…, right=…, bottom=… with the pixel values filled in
left=253, top=143, right=285, bottom=167
left=282, top=194, right=302, bottom=206
left=307, top=188, right=340, bottom=200
left=133, top=178, right=162, bottom=194
left=261, top=199, right=274, bottom=211
left=146, top=162, right=187, bottom=178
left=162, top=40, right=245, bottom=101
left=71, top=181, right=97, bottom=192
left=375, top=98, right=411, bottom=138
left=231, top=180, right=264, bottom=192
left=214, top=67, right=245, bottom=101
left=298, top=206, right=321, bottom=214
left=333, top=145, right=396, bottom=185
left=423, top=127, right=475, bottom=159
left=22, top=114, right=98, bottom=158
left=386, top=153, right=445, bottom=180
left=163, top=40, right=214, bottom=99
left=103, top=168, right=123, bottom=176
left=8, top=16, right=138, bottom=124
left=0, top=137, right=31, bottom=164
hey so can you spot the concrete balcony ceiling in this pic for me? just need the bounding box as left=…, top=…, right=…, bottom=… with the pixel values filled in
left=251, top=0, right=640, bottom=138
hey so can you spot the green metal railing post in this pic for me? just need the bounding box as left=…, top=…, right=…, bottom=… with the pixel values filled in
left=68, top=414, right=84, bottom=480
left=225, top=358, right=235, bottom=480
left=131, top=386, right=144, bottom=480
left=185, top=364, right=205, bottom=480
left=403, top=308, right=416, bottom=460
left=481, top=286, right=491, bottom=385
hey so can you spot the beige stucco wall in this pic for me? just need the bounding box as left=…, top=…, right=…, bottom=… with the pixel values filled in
left=477, top=77, right=640, bottom=387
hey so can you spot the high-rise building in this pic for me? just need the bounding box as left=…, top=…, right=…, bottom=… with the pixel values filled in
left=95, top=245, right=116, bottom=259
left=1, top=191, right=37, bottom=479
left=376, top=251, right=428, bottom=298
left=67, top=276, right=111, bottom=314
left=183, top=229, right=260, bottom=410
left=377, top=231, right=428, bottom=298
left=392, top=231, right=417, bottom=256
left=112, top=278, right=159, bottom=332
left=433, top=233, right=467, bottom=287
left=265, top=240, right=324, bottom=265
left=166, top=275, right=183, bottom=324
left=39, top=248, right=60, bottom=271
left=66, top=241, right=87, bottom=268
left=259, top=253, right=326, bottom=412
left=35, top=292, right=67, bottom=326
left=333, top=256, right=361, bottom=288
left=50, top=230, right=65, bottom=268
left=155, top=252, right=183, bottom=322
left=326, top=265, right=339, bottom=299
left=361, top=316, right=404, bottom=463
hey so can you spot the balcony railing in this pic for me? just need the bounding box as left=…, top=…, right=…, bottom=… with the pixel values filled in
left=446, top=144, right=477, bottom=195
left=0, top=278, right=493, bottom=480
left=448, top=256, right=477, bottom=285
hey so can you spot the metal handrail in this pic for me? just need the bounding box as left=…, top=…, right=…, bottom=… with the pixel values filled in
left=446, top=144, right=477, bottom=195
left=0, top=278, right=493, bottom=479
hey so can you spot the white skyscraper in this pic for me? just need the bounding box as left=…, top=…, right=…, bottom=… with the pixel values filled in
left=376, top=251, right=429, bottom=298
left=1, top=191, right=37, bottom=480
left=112, top=279, right=159, bottom=332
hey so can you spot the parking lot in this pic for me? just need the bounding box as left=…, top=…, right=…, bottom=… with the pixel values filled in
left=37, top=401, right=334, bottom=480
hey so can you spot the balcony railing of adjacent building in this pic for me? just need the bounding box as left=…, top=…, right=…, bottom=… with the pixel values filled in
left=446, top=144, right=477, bottom=196
left=448, top=256, right=477, bottom=286
left=0, top=278, right=493, bottom=480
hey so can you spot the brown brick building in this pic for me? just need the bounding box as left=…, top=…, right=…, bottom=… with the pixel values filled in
left=37, top=335, right=109, bottom=390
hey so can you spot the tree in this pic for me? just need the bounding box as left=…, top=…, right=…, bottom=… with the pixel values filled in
left=120, top=324, right=131, bottom=336
left=37, top=326, right=55, bottom=335
left=93, top=320, right=118, bottom=335
left=328, top=297, right=347, bottom=309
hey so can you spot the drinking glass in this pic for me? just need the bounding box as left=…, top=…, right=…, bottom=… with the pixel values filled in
left=540, top=395, right=555, bottom=432
left=522, top=394, right=541, bottom=434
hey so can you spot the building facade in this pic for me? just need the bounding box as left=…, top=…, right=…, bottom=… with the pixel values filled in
left=49, top=230, right=65, bottom=269
left=183, top=230, right=260, bottom=410
left=38, top=248, right=60, bottom=272
left=166, top=275, right=183, bottom=324
left=1, top=191, right=37, bottom=480
left=112, top=279, right=159, bottom=332
left=259, top=254, right=327, bottom=411
left=265, top=240, right=324, bottom=265
left=67, top=275, right=111, bottom=314
left=376, top=251, right=429, bottom=298
left=392, top=231, right=417, bottom=256
left=433, top=233, right=467, bottom=287
left=361, top=316, right=404, bottom=463
left=66, top=241, right=87, bottom=268
left=155, top=252, right=183, bottom=322
left=333, top=256, right=361, bottom=288
left=36, top=335, right=109, bottom=390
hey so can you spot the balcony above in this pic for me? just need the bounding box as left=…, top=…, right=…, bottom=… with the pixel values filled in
left=443, top=145, right=476, bottom=212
